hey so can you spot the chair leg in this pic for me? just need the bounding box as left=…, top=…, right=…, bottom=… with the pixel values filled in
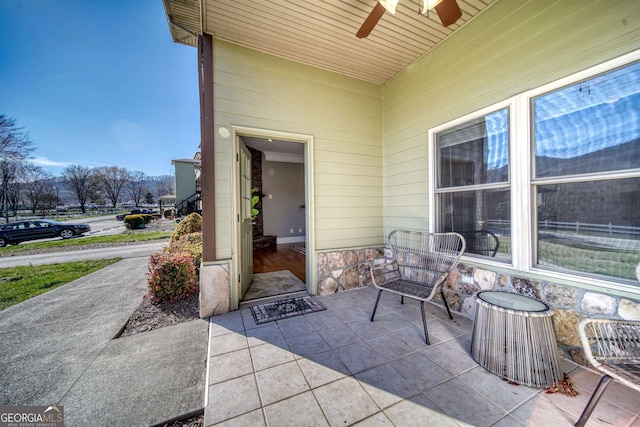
left=441, top=291, right=453, bottom=319
left=371, top=289, right=383, bottom=322
left=420, top=301, right=430, bottom=345
left=575, top=375, right=613, bottom=427
left=401, top=295, right=404, bottom=304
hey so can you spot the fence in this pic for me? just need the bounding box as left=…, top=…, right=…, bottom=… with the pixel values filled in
left=0, top=207, right=126, bottom=224
left=486, top=219, right=640, bottom=237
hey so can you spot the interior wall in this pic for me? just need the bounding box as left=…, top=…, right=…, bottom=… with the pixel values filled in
left=262, top=160, right=305, bottom=242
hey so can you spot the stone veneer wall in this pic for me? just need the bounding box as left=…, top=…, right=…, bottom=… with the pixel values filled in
left=316, top=246, right=640, bottom=359
left=316, top=247, right=385, bottom=294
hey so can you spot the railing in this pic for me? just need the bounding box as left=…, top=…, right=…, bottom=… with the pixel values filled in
left=0, top=207, right=125, bottom=224
left=176, top=191, right=201, bottom=215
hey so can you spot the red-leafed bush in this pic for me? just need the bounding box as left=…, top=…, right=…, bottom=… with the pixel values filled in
left=147, top=252, right=197, bottom=303
left=164, top=232, right=202, bottom=273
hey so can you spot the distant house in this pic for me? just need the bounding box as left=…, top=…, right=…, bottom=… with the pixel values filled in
left=171, top=156, right=201, bottom=216
left=161, top=0, right=640, bottom=336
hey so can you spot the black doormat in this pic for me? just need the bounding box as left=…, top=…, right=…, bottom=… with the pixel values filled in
left=249, top=296, right=326, bottom=324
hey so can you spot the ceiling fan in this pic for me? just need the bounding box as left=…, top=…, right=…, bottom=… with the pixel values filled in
left=356, top=0, right=462, bottom=38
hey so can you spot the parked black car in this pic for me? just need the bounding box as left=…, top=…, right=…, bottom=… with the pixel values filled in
left=0, top=220, right=91, bottom=247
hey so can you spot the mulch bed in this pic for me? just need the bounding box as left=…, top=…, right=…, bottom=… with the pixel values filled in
left=118, top=292, right=200, bottom=338
left=158, top=414, right=204, bottom=427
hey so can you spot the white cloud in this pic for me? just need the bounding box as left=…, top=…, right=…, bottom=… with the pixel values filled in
left=29, top=157, right=73, bottom=168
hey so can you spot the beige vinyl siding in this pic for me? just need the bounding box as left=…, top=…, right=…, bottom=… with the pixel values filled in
left=213, top=147, right=233, bottom=259
left=382, top=0, right=640, bottom=236
left=213, top=40, right=383, bottom=255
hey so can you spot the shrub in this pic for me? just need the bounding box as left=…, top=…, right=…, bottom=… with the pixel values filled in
left=164, top=232, right=202, bottom=273
left=124, top=214, right=156, bottom=229
left=141, top=213, right=155, bottom=223
left=124, top=214, right=145, bottom=230
left=147, top=252, right=197, bottom=303
left=171, top=212, right=202, bottom=242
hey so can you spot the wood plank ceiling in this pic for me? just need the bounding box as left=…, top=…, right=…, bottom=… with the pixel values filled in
left=163, top=0, right=496, bottom=84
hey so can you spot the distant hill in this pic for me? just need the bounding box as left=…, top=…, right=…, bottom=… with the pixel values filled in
left=535, top=138, right=640, bottom=178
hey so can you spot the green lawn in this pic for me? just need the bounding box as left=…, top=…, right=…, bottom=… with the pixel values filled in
left=481, top=234, right=636, bottom=281
left=0, top=231, right=172, bottom=255
left=538, top=240, right=638, bottom=280
left=0, top=258, right=121, bottom=310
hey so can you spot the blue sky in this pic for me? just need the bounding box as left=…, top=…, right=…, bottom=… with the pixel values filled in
left=0, top=0, right=200, bottom=177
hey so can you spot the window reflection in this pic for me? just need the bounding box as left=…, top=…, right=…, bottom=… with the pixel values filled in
left=437, top=189, right=511, bottom=261
left=536, top=179, right=640, bottom=280
left=534, top=61, right=640, bottom=178
left=437, top=109, right=509, bottom=187
left=435, top=108, right=511, bottom=261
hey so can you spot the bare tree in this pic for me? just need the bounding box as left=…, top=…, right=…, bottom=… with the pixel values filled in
left=0, top=160, right=23, bottom=221
left=0, top=115, right=35, bottom=221
left=126, top=171, right=147, bottom=207
left=22, top=166, right=54, bottom=215
left=144, top=190, right=155, bottom=204
left=96, top=166, right=130, bottom=208
left=0, top=115, right=34, bottom=159
left=88, top=189, right=106, bottom=207
left=62, top=165, right=98, bottom=213
left=149, top=175, right=174, bottom=201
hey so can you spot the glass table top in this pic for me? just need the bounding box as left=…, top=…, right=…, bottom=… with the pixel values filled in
left=477, top=291, right=548, bottom=312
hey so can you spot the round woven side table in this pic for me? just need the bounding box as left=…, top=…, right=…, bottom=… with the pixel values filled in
left=470, top=291, right=561, bottom=388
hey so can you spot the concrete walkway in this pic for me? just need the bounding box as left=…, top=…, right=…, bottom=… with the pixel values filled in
left=0, top=257, right=208, bottom=426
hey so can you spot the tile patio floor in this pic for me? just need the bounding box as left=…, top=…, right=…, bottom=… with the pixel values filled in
left=204, top=286, right=640, bottom=426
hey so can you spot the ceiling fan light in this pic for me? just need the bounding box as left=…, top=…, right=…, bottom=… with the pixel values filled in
left=379, top=0, right=399, bottom=14
left=419, top=0, right=443, bottom=14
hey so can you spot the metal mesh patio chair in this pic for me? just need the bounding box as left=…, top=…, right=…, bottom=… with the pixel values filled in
left=370, top=230, right=466, bottom=344
left=575, top=318, right=640, bottom=427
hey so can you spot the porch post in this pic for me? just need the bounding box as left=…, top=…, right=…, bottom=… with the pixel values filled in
left=198, top=33, right=216, bottom=262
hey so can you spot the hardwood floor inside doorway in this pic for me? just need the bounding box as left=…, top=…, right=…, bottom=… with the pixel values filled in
left=253, top=243, right=306, bottom=283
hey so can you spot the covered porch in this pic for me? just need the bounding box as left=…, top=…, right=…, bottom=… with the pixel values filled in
left=158, top=0, right=640, bottom=423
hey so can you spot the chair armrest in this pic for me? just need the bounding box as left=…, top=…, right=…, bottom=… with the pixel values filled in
left=370, top=260, right=400, bottom=287
left=578, top=318, right=640, bottom=368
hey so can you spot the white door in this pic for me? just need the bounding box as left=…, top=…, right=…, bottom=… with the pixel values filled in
left=239, top=141, right=253, bottom=298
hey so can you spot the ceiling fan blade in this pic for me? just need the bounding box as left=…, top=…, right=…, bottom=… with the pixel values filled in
left=434, top=0, right=462, bottom=27
left=356, top=2, right=386, bottom=39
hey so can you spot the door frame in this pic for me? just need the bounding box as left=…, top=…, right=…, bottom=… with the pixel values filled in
left=238, top=140, right=254, bottom=299
left=230, top=126, right=316, bottom=310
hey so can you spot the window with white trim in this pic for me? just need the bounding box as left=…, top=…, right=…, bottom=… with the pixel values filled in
left=531, top=61, right=640, bottom=281
left=434, top=107, right=512, bottom=262
left=432, top=54, right=640, bottom=285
